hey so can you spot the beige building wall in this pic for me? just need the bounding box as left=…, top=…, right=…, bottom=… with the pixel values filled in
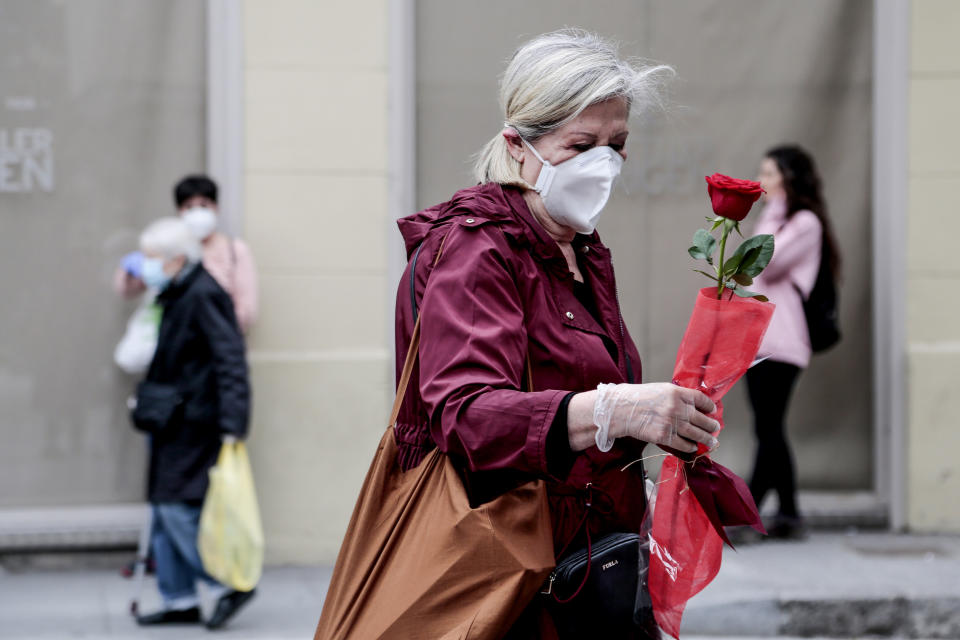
left=906, top=0, right=960, bottom=531
left=241, top=0, right=392, bottom=564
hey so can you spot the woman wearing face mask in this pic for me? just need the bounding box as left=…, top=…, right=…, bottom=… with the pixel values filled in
left=132, top=217, right=256, bottom=629
left=114, top=174, right=259, bottom=333
left=745, top=145, right=842, bottom=540
left=384, top=31, right=717, bottom=639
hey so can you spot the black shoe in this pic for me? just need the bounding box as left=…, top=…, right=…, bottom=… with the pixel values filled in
left=767, top=515, right=808, bottom=540
left=726, top=525, right=763, bottom=546
left=137, top=606, right=202, bottom=625
left=206, top=589, right=256, bottom=630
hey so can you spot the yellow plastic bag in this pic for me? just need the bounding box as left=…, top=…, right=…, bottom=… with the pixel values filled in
left=198, top=440, right=264, bottom=592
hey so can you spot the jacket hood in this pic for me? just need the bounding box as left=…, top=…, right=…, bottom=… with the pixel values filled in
left=396, top=183, right=606, bottom=260
left=396, top=183, right=522, bottom=257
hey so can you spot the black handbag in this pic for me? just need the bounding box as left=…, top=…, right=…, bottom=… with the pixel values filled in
left=778, top=221, right=841, bottom=354
left=801, top=246, right=841, bottom=353
left=541, top=531, right=658, bottom=638
left=131, top=381, right=183, bottom=434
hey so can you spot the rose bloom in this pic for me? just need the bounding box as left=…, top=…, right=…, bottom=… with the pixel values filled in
left=705, top=173, right=764, bottom=221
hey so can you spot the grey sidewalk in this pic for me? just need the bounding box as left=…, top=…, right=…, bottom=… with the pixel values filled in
left=0, top=563, right=332, bottom=639
left=682, top=530, right=960, bottom=638
left=1, top=530, right=958, bottom=639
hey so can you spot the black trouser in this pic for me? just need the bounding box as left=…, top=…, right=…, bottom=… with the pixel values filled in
left=745, top=360, right=801, bottom=518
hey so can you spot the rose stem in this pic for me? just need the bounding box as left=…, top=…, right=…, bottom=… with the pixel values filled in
left=715, top=218, right=734, bottom=299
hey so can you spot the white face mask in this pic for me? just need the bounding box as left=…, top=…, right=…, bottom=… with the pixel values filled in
left=522, top=138, right=623, bottom=234
left=181, top=206, right=218, bottom=240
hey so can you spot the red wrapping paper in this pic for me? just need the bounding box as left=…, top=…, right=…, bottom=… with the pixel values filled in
left=649, top=287, right=775, bottom=638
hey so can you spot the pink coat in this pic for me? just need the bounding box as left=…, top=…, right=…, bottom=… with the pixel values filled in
left=200, top=233, right=259, bottom=332
left=750, top=197, right=822, bottom=369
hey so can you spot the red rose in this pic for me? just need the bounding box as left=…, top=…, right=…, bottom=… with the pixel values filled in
left=705, top=173, right=764, bottom=221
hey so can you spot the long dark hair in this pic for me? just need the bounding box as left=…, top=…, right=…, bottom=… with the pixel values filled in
left=765, top=145, right=841, bottom=277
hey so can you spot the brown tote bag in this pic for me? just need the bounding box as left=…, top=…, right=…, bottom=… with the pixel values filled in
left=314, top=249, right=555, bottom=640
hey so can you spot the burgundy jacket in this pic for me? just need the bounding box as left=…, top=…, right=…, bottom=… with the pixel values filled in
left=394, top=183, right=648, bottom=554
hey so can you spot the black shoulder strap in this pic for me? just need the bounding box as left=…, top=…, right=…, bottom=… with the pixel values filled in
left=409, top=241, right=425, bottom=323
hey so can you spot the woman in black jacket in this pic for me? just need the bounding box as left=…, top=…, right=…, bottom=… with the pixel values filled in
left=132, top=217, right=254, bottom=629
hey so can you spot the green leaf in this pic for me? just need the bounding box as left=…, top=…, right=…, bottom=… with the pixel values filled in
left=688, top=246, right=708, bottom=260
left=742, top=235, right=775, bottom=277
left=727, top=234, right=775, bottom=278
left=723, top=254, right=743, bottom=275
left=734, top=221, right=743, bottom=238
left=732, top=272, right=753, bottom=286
left=730, top=287, right=768, bottom=302
left=711, top=218, right=724, bottom=232
left=692, top=228, right=717, bottom=259
left=693, top=269, right=719, bottom=282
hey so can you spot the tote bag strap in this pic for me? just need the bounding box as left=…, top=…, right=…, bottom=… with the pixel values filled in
left=389, top=233, right=447, bottom=428
left=388, top=233, right=533, bottom=427
left=389, top=314, right=425, bottom=427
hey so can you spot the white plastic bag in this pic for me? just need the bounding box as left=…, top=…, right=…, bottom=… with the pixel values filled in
left=114, top=293, right=161, bottom=375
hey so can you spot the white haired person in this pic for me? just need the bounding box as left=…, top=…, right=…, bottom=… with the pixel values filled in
left=131, top=217, right=255, bottom=629
left=317, top=31, right=718, bottom=639
left=115, top=174, right=258, bottom=333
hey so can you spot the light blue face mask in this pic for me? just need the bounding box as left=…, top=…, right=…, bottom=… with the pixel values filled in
left=141, top=257, right=172, bottom=291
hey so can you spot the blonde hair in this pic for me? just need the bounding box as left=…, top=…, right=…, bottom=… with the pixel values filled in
left=473, top=29, right=672, bottom=188
left=140, top=217, right=203, bottom=263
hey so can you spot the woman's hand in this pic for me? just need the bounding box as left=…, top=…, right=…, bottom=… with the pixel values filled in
left=567, top=384, right=719, bottom=453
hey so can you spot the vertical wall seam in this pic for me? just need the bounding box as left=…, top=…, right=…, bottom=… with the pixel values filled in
left=386, top=0, right=416, bottom=381
left=206, top=0, right=245, bottom=236
left=872, top=0, right=910, bottom=531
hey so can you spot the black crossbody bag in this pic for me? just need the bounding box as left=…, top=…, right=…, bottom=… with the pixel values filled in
left=540, top=497, right=658, bottom=638
left=131, top=381, right=183, bottom=434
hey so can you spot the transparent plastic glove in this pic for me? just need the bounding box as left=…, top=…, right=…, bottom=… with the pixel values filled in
left=593, top=383, right=719, bottom=454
